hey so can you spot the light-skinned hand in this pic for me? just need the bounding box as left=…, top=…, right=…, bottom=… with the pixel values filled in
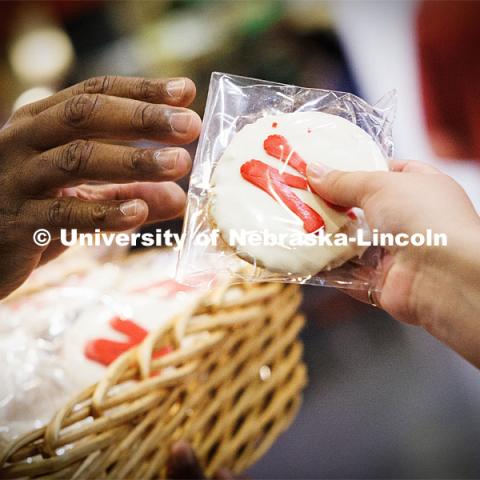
left=307, top=160, right=480, bottom=367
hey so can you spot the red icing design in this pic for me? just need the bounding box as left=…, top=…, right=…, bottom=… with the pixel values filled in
left=263, top=134, right=307, bottom=175
left=272, top=122, right=278, bottom=128
left=241, top=159, right=308, bottom=190
left=84, top=316, right=171, bottom=367
left=240, top=134, right=358, bottom=232
left=241, top=160, right=324, bottom=233
left=85, top=339, right=134, bottom=366
left=109, top=316, right=148, bottom=343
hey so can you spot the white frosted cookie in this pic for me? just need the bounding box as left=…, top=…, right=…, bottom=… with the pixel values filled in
left=63, top=271, right=201, bottom=389
left=63, top=292, right=191, bottom=388
left=210, top=111, right=388, bottom=275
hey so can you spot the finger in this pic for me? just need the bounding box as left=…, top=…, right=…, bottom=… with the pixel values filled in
left=28, top=94, right=202, bottom=149
left=337, top=252, right=393, bottom=308
left=390, top=159, right=442, bottom=174
left=38, top=240, right=68, bottom=265
left=214, top=468, right=237, bottom=480
left=20, top=197, right=148, bottom=239
left=73, top=182, right=186, bottom=223
left=25, top=141, right=191, bottom=192
left=16, top=76, right=196, bottom=117
left=306, top=162, right=390, bottom=208
left=340, top=287, right=382, bottom=308
left=167, top=441, right=206, bottom=480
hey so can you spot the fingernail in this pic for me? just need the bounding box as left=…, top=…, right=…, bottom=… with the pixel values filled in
left=170, top=112, right=193, bottom=134
left=307, top=161, right=325, bottom=179
left=154, top=148, right=178, bottom=170
left=166, top=78, right=186, bottom=98
left=120, top=200, right=139, bottom=216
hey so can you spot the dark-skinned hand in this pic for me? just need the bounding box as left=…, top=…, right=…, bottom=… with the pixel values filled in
left=167, top=441, right=238, bottom=480
left=0, top=75, right=201, bottom=300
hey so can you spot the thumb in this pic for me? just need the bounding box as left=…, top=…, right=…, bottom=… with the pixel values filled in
left=306, top=162, right=389, bottom=209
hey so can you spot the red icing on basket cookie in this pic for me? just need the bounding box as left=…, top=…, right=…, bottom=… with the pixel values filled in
left=241, top=160, right=324, bottom=233
left=263, top=134, right=307, bottom=175
left=85, top=338, right=134, bottom=366
left=85, top=316, right=172, bottom=366
left=109, top=317, right=148, bottom=343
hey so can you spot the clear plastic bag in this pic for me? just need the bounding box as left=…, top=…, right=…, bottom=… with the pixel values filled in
left=0, top=249, right=201, bottom=445
left=177, top=72, right=395, bottom=290
left=0, top=286, right=121, bottom=445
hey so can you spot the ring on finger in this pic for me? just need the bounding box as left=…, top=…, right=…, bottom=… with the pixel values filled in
left=367, top=285, right=380, bottom=308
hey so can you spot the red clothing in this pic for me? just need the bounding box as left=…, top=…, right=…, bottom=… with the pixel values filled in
left=417, top=0, right=480, bottom=160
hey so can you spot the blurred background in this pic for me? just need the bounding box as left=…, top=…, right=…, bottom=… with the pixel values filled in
left=1, top=0, right=480, bottom=478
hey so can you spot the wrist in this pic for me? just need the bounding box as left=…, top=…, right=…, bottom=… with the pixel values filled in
left=414, top=226, right=480, bottom=366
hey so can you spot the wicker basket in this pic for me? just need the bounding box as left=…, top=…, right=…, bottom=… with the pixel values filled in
left=0, top=282, right=306, bottom=479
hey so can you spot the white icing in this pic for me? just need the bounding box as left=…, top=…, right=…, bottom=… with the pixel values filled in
left=210, top=111, right=388, bottom=275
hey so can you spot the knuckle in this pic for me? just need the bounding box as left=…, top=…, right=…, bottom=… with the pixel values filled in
left=61, top=94, right=100, bottom=127
left=47, top=199, right=74, bottom=226
left=123, top=148, right=154, bottom=173
left=54, top=141, right=94, bottom=173
left=135, top=78, right=157, bottom=103
left=131, top=103, right=157, bottom=131
left=11, top=98, right=44, bottom=120
left=10, top=105, right=30, bottom=121
left=88, top=204, right=108, bottom=226
left=325, top=171, right=343, bottom=191
left=82, top=75, right=116, bottom=95
left=0, top=117, right=31, bottom=147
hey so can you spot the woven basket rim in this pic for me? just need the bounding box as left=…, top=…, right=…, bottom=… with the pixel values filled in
left=1, top=281, right=306, bottom=479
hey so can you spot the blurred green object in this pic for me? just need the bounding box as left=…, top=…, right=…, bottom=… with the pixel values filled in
left=1, top=0, right=344, bottom=119
left=236, top=0, right=284, bottom=36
